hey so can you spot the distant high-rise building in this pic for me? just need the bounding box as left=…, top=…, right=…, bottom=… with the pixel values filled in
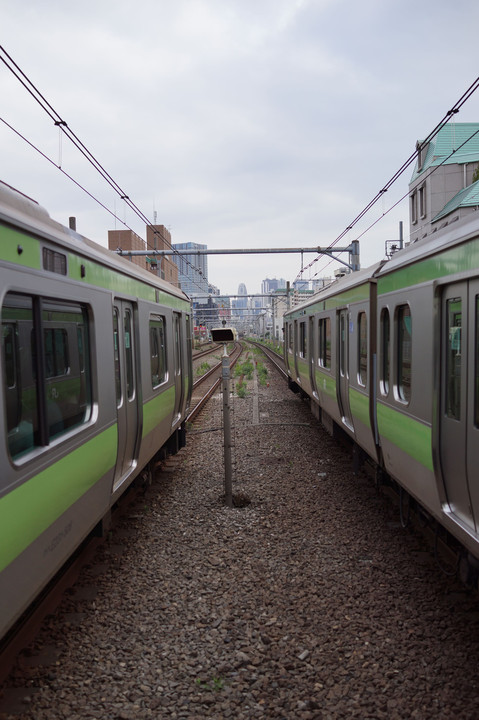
left=261, top=277, right=286, bottom=294
left=233, top=283, right=248, bottom=319
left=172, top=242, right=208, bottom=297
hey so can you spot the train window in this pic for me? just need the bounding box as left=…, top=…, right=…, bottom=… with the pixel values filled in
left=380, top=308, right=390, bottom=395
left=3, top=324, right=16, bottom=388
left=150, top=316, right=167, bottom=388
left=475, top=298, right=479, bottom=427
left=2, top=293, right=92, bottom=460
left=445, top=297, right=462, bottom=420
left=42, top=247, right=67, bottom=275
left=113, top=309, right=122, bottom=407
left=318, top=317, right=331, bottom=369
left=288, top=324, right=293, bottom=353
left=397, top=305, right=412, bottom=403
left=124, top=309, right=135, bottom=400
left=299, top=322, right=307, bottom=359
left=340, top=313, right=348, bottom=377
left=77, top=327, right=86, bottom=373
left=358, top=312, right=367, bottom=386
left=44, top=328, right=69, bottom=378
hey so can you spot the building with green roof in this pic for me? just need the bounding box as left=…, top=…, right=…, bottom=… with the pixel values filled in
left=409, top=122, right=479, bottom=243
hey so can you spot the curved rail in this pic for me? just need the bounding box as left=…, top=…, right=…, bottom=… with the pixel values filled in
left=250, top=341, right=288, bottom=379
left=192, top=343, right=220, bottom=361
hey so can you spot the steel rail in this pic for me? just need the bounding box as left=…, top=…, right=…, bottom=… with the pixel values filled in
left=187, top=342, right=243, bottom=423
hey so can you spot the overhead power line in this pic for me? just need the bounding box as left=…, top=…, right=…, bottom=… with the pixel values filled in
left=0, top=44, right=208, bottom=293
left=294, top=75, right=479, bottom=282
left=2, top=43, right=479, bottom=288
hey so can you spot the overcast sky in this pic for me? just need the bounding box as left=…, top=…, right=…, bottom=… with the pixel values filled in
left=2, top=0, right=479, bottom=296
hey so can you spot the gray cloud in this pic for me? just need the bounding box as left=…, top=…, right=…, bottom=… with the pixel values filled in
left=2, top=0, right=479, bottom=294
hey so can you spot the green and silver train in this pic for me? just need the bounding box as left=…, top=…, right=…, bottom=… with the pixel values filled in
left=0, top=182, right=192, bottom=641
left=284, top=215, right=479, bottom=576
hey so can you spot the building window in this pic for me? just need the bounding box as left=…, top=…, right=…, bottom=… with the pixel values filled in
left=410, top=191, right=417, bottom=224
left=418, top=184, right=426, bottom=219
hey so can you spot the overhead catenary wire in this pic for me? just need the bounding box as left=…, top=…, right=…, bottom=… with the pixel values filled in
left=0, top=44, right=208, bottom=293
left=295, top=75, right=479, bottom=283
left=310, top=123, right=479, bottom=282
left=2, top=43, right=479, bottom=289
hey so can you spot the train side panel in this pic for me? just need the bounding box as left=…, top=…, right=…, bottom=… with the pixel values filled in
left=285, top=270, right=380, bottom=464
left=0, top=184, right=192, bottom=640
left=375, top=282, right=438, bottom=510
left=376, top=225, right=479, bottom=557
left=0, top=269, right=117, bottom=637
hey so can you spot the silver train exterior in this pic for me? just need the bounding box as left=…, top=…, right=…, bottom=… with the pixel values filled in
left=284, top=214, right=479, bottom=565
left=0, top=182, right=192, bottom=641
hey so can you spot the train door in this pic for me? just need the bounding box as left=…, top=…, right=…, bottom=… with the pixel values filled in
left=172, top=312, right=184, bottom=427
left=309, top=315, right=318, bottom=398
left=440, top=282, right=479, bottom=532
left=338, top=309, right=353, bottom=429
left=293, top=320, right=300, bottom=382
left=113, top=300, right=140, bottom=490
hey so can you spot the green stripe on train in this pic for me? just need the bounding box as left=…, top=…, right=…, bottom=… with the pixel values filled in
left=0, top=223, right=190, bottom=312
left=142, top=386, right=176, bottom=437
left=0, top=425, right=118, bottom=572
left=377, top=402, right=433, bottom=471
left=287, top=283, right=370, bottom=319
left=0, top=225, right=42, bottom=269
left=378, top=237, right=479, bottom=294
left=314, top=368, right=336, bottom=399
left=349, top=387, right=371, bottom=428
left=68, top=254, right=190, bottom=310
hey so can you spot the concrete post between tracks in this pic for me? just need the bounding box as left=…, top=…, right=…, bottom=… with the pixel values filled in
left=211, top=325, right=236, bottom=508
left=221, top=344, right=233, bottom=508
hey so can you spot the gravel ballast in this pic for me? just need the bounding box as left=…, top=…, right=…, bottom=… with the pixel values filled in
left=2, top=348, right=479, bottom=719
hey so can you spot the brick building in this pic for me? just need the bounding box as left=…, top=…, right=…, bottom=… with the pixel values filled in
left=108, top=224, right=179, bottom=286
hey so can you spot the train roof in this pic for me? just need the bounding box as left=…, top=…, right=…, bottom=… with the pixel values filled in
left=284, top=261, right=384, bottom=317
left=376, top=211, right=479, bottom=278
left=0, top=181, right=189, bottom=303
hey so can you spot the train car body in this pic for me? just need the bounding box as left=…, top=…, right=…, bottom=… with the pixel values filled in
left=285, top=264, right=382, bottom=465
left=284, top=214, right=479, bottom=564
left=0, top=183, right=192, bottom=641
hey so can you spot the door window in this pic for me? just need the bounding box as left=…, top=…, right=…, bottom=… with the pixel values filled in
left=113, top=308, right=121, bottom=408
left=124, top=309, right=134, bottom=400
left=358, top=312, right=367, bottom=386
left=380, top=308, right=390, bottom=395
left=397, top=305, right=411, bottom=403
left=445, top=297, right=462, bottom=420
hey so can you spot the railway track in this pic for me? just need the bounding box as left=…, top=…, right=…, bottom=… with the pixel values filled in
left=249, top=341, right=287, bottom=379
left=187, top=341, right=243, bottom=423
left=192, top=342, right=220, bottom=361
